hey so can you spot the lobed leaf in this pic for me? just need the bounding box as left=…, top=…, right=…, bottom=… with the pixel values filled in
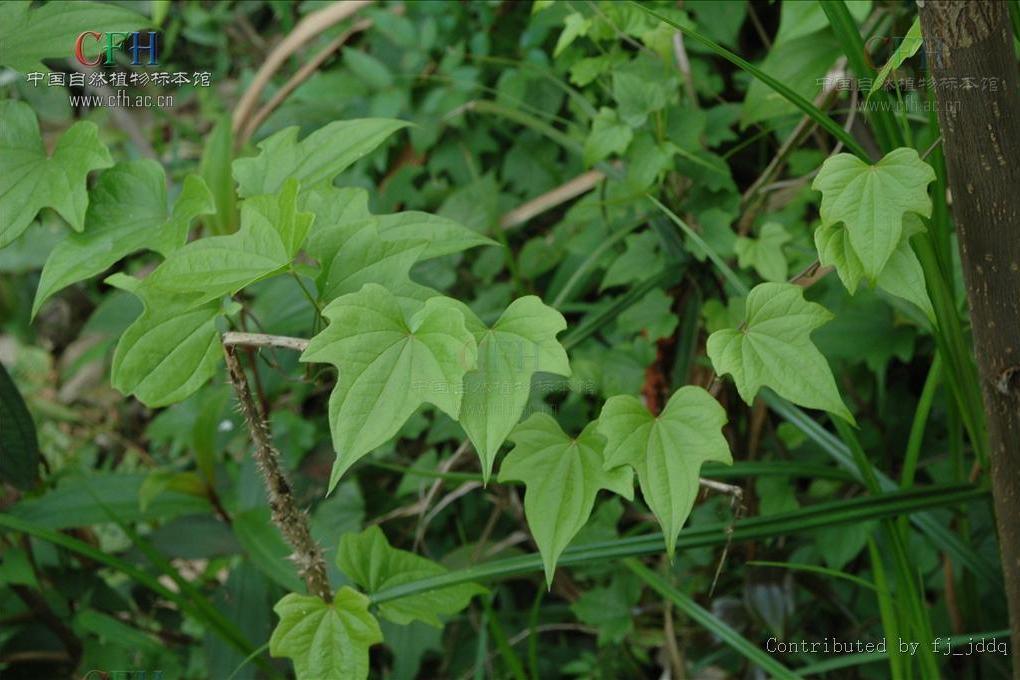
left=707, top=282, right=854, bottom=423
left=812, top=148, right=935, bottom=279
left=141, top=179, right=306, bottom=306
left=337, top=526, right=485, bottom=627
left=270, top=587, right=382, bottom=680
left=301, top=284, right=477, bottom=493
left=497, top=414, right=633, bottom=586
left=597, top=386, right=731, bottom=556
left=233, top=119, right=410, bottom=197
left=33, top=161, right=214, bottom=317
left=0, top=1, right=148, bottom=73
left=734, top=222, right=790, bottom=282
left=457, top=297, right=571, bottom=482
left=816, top=213, right=934, bottom=318
left=0, top=100, right=113, bottom=248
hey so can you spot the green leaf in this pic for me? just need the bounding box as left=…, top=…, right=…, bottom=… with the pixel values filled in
left=141, top=181, right=304, bottom=305
left=554, top=12, right=591, bottom=57
left=457, top=297, right=571, bottom=482
left=301, top=284, right=477, bottom=492
left=110, top=275, right=232, bottom=407
left=234, top=508, right=305, bottom=593
left=337, top=526, right=485, bottom=627
left=8, top=472, right=210, bottom=528
left=706, top=282, right=853, bottom=422
left=613, top=72, right=667, bottom=128
left=815, top=214, right=934, bottom=318
left=374, top=211, right=496, bottom=259
left=199, top=114, right=237, bottom=234
left=601, top=232, right=663, bottom=290
left=241, top=178, right=312, bottom=258
left=812, top=148, right=935, bottom=279
left=33, top=162, right=214, bottom=317
left=597, top=387, right=731, bottom=556
left=497, top=414, right=633, bottom=586
left=868, top=17, right=921, bottom=98
left=344, top=48, right=393, bottom=89
left=615, top=288, right=678, bottom=341
left=233, top=119, right=409, bottom=197
left=304, top=185, right=494, bottom=305
left=270, top=587, right=382, bottom=680
left=873, top=217, right=934, bottom=319
left=0, top=361, right=39, bottom=490
left=584, top=108, right=633, bottom=166
left=570, top=572, right=641, bottom=646
left=315, top=220, right=429, bottom=305
left=774, top=0, right=871, bottom=44
left=741, top=32, right=841, bottom=127
left=0, top=100, right=113, bottom=247
left=734, top=222, right=790, bottom=282
left=0, top=1, right=148, bottom=72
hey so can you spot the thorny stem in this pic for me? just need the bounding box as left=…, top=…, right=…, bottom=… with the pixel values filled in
left=222, top=341, right=331, bottom=601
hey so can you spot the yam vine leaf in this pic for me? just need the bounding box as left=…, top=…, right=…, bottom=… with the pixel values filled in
left=301, top=284, right=477, bottom=493
left=108, top=273, right=237, bottom=408
left=232, top=119, right=410, bottom=197
left=337, top=526, right=485, bottom=627
left=815, top=213, right=934, bottom=318
left=0, top=1, right=147, bottom=73
left=706, top=282, right=854, bottom=423
left=812, top=147, right=935, bottom=279
left=33, top=161, right=214, bottom=318
left=0, top=100, right=113, bottom=248
left=584, top=108, right=633, bottom=165
left=597, top=387, right=731, bottom=556
left=270, top=587, right=382, bottom=680
left=304, top=185, right=495, bottom=305
left=242, top=178, right=314, bottom=258
left=457, top=298, right=571, bottom=482
left=497, top=414, right=633, bottom=586
left=734, top=222, right=790, bottom=282
left=141, top=179, right=308, bottom=306
left=316, top=221, right=430, bottom=305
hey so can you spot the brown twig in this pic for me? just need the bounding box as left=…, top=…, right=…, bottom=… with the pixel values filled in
left=239, top=18, right=373, bottom=146
left=222, top=331, right=309, bottom=352
left=672, top=31, right=698, bottom=106
left=231, top=0, right=374, bottom=147
left=222, top=342, right=331, bottom=601
left=498, top=170, right=605, bottom=231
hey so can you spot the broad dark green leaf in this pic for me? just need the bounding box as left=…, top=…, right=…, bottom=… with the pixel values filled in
left=0, top=362, right=39, bottom=490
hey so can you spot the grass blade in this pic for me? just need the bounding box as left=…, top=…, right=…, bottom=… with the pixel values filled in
left=633, top=2, right=869, bottom=159
left=625, top=558, right=800, bottom=679
left=762, top=392, right=1001, bottom=588
left=820, top=0, right=903, bottom=150
left=368, top=484, right=987, bottom=606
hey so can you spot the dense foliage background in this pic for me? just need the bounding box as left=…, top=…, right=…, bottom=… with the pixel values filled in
left=0, top=1, right=1017, bottom=679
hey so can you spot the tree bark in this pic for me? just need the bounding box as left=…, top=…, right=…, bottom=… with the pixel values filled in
left=919, top=0, right=1020, bottom=667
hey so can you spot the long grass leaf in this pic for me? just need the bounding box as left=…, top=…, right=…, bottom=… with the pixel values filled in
left=625, top=558, right=800, bottom=679
left=632, top=2, right=869, bottom=159
left=368, top=485, right=986, bottom=605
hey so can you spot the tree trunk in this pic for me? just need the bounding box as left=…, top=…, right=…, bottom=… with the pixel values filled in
left=919, top=0, right=1020, bottom=668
